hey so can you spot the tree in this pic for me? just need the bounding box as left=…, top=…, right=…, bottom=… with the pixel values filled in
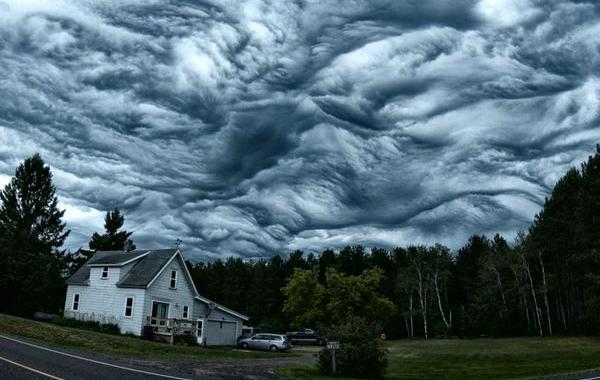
left=325, top=268, right=396, bottom=328
left=406, top=246, right=432, bottom=339
left=0, top=154, right=70, bottom=315
left=89, top=209, right=135, bottom=251
left=397, top=264, right=416, bottom=338
left=318, top=317, right=388, bottom=378
left=282, top=267, right=396, bottom=329
left=431, top=244, right=453, bottom=334
left=451, top=235, right=488, bottom=336
left=282, top=268, right=325, bottom=328
left=337, top=245, right=369, bottom=276
left=66, top=248, right=96, bottom=276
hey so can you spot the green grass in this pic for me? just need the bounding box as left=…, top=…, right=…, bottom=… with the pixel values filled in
left=278, top=337, right=600, bottom=379
left=0, top=313, right=294, bottom=359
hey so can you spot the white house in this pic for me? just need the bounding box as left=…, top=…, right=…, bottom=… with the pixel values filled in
left=64, top=248, right=248, bottom=346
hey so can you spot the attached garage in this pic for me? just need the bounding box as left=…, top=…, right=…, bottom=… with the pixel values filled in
left=203, top=319, right=238, bottom=346
left=193, top=296, right=247, bottom=346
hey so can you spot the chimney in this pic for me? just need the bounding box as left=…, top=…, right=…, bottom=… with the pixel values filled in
left=123, top=239, right=133, bottom=252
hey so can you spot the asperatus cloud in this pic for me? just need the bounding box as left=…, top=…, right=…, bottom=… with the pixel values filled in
left=0, top=0, right=596, bottom=260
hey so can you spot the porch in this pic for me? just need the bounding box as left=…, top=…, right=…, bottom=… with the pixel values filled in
left=144, top=317, right=199, bottom=345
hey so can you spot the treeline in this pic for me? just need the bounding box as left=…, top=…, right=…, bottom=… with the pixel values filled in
left=187, top=247, right=404, bottom=333
left=189, top=146, right=600, bottom=338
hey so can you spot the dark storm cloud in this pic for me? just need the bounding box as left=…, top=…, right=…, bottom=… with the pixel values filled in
left=0, top=0, right=599, bottom=260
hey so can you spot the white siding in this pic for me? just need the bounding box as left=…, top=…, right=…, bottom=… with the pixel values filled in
left=64, top=283, right=146, bottom=335
left=143, top=255, right=196, bottom=323
left=90, top=266, right=121, bottom=287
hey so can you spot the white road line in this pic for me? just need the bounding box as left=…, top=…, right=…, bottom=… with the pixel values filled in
left=0, top=354, right=64, bottom=380
left=577, top=376, right=600, bottom=380
left=0, top=334, right=192, bottom=380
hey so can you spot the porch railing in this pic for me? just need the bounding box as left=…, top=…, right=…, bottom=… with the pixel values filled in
left=145, top=317, right=197, bottom=337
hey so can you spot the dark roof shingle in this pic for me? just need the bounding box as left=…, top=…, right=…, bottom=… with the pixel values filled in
left=118, top=249, right=177, bottom=288
left=64, top=249, right=178, bottom=288
left=87, top=250, right=150, bottom=266
left=65, top=264, right=91, bottom=286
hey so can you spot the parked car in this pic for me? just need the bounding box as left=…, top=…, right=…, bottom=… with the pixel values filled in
left=238, top=334, right=293, bottom=352
left=286, top=328, right=325, bottom=345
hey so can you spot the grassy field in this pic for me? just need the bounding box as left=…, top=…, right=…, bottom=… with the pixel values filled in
left=279, top=337, right=600, bottom=379
left=0, top=313, right=292, bottom=359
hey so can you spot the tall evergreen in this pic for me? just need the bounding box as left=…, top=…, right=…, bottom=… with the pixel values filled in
left=0, top=154, right=70, bottom=316
left=89, top=209, right=135, bottom=251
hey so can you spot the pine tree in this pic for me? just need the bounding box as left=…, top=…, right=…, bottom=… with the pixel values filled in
left=0, top=154, right=70, bottom=316
left=89, top=209, right=135, bottom=251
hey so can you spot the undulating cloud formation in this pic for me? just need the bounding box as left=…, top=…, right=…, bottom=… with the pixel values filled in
left=0, top=0, right=599, bottom=260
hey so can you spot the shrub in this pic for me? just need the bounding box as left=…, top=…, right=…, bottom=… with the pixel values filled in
left=54, top=318, right=121, bottom=335
left=318, top=317, right=388, bottom=378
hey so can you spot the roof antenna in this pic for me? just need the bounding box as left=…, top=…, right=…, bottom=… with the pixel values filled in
left=175, top=238, right=182, bottom=249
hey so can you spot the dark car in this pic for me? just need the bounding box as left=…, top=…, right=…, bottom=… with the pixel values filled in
left=286, top=328, right=325, bottom=345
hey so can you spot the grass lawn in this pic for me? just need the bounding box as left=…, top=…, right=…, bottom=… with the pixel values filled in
left=0, top=313, right=293, bottom=359
left=278, top=337, right=600, bottom=379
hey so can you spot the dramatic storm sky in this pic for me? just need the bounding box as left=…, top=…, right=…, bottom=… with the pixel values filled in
left=0, top=0, right=599, bottom=260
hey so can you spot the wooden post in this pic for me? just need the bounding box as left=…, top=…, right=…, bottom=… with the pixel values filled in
left=332, top=348, right=336, bottom=375
left=327, top=341, right=339, bottom=375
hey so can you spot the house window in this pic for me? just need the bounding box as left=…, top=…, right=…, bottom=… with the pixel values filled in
left=151, top=301, right=169, bottom=326
left=183, top=305, right=189, bottom=319
left=169, top=270, right=177, bottom=289
left=101, top=266, right=109, bottom=279
left=124, top=297, right=134, bottom=317
left=72, top=293, right=80, bottom=311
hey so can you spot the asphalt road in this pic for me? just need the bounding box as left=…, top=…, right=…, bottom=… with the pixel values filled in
left=0, top=334, right=191, bottom=380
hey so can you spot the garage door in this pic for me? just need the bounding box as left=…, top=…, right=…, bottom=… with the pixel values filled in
left=205, top=320, right=238, bottom=346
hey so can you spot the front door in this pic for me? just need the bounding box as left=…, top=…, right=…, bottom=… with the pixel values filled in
left=196, top=319, right=204, bottom=345
left=151, top=302, right=169, bottom=326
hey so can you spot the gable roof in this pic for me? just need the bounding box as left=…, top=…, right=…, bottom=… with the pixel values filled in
left=65, top=263, right=92, bottom=286
left=65, top=249, right=179, bottom=288
left=117, top=249, right=179, bottom=288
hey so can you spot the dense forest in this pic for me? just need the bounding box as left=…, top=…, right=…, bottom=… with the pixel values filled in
left=188, top=146, right=600, bottom=338
left=3, top=147, right=600, bottom=339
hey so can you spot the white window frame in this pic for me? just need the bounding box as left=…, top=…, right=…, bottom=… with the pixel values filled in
left=101, top=266, right=109, bottom=279
left=182, top=305, right=189, bottom=319
left=124, top=296, right=135, bottom=318
left=169, top=270, right=177, bottom=289
left=151, top=300, right=170, bottom=326
left=72, top=293, right=80, bottom=311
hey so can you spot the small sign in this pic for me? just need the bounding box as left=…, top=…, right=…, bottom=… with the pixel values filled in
left=327, top=341, right=340, bottom=350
